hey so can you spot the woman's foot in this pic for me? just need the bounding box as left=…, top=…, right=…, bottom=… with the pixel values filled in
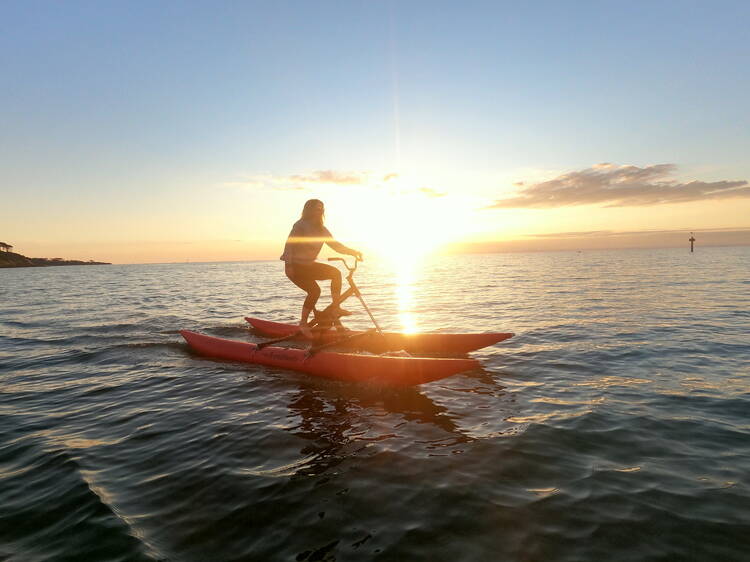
left=333, top=306, right=352, bottom=317
left=298, top=324, right=314, bottom=339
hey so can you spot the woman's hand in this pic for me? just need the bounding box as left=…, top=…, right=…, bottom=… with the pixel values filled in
left=351, top=250, right=364, bottom=261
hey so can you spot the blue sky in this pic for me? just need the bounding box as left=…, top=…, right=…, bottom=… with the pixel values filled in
left=2, top=1, right=749, bottom=261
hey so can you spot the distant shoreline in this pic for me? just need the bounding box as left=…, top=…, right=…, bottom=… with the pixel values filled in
left=90, top=243, right=750, bottom=266
left=0, top=251, right=111, bottom=269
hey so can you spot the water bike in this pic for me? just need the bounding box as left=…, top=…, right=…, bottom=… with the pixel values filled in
left=181, top=257, right=513, bottom=386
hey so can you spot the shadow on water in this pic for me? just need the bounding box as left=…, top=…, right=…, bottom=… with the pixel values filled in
left=282, top=383, right=474, bottom=478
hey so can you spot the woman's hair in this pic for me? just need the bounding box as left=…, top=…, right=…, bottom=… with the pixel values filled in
left=301, top=199, right=325, bottom=226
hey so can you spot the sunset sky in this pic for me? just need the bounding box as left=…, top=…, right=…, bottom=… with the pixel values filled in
left=2, top=1, right=749, bottom=263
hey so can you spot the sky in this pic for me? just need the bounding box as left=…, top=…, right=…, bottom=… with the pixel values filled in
left=1, top=0, right=749, bottom=263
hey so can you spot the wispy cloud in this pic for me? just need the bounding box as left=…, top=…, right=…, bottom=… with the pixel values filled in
left=490, top=163, right=750, bottom=208
left=530, top=230, right=614, bottom=238
left=447, top=227, right=750, bottom=254
left=418, top=187, right=447, bottom=198
left=225, top=170, right=393, bottom=191
left=528, top=227, right=750, bottom=239
left=223, top=170, right=454, bottom=199
left=223, top=174, right=305, bottom=191
left=288, top=170, right=367, bottom=185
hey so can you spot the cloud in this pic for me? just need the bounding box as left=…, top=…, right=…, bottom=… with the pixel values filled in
left=446, top=227, right=750, bottom=254
left=226, top=170, right=387, bottom=191
left=530, top=230, right=614, bottom=238
left=225, top=170, right=450, bottom=199
left=223, top=174, right=305, bottom=191
left=288, top=170, right=367, bottom=185
left=418, top=187, right=447, bottom=198
left=528, top=227, right=750, bottom=239
left=490, top=163, right=750, bottom=208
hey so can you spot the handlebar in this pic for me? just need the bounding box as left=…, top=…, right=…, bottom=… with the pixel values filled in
left=328, top=256, right=359, bottom=273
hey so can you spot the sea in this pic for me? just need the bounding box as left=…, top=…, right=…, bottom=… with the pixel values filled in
left=1, top=247, right=749, bottom=561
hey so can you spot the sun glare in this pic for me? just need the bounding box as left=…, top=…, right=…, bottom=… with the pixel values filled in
left=330, top=180, right=475, bottom=334
left=349, top=184, right=473, bottom=267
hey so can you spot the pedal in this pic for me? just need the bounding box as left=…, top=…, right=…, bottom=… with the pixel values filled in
left=316, top=307, right=351, bottom=322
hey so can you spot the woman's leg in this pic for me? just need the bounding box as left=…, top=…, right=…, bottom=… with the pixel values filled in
left=286, top=264, right=321, bottom=332
left=307, top=262, right=343, bottom=304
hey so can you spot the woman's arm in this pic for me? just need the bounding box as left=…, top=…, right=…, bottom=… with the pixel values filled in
left=324, top=228, right=363, bottom=260
left=328, top=241, right=362, bottom=259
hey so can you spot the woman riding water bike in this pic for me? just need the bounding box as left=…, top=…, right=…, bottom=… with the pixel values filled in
left=280, top=199, right=363, bottom=338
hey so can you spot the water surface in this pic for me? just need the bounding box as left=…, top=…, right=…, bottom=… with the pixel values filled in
left=1, top=248, right=749, bottom=560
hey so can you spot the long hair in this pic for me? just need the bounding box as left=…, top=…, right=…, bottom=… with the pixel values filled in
left=301, top=199, right=325, bottom=226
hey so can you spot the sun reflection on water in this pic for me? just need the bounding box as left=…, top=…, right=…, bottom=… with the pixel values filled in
left=393, top=255, right=425, bottom=334
left=396, top=266, right=417, bottom=333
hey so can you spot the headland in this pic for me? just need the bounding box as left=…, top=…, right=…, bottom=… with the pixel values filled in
left=0, top=251, right=110, bottom=268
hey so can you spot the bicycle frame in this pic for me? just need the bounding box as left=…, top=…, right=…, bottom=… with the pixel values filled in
left=310, top=257, right=383, bottom=335
left=257, top=256, right=386, bottom=351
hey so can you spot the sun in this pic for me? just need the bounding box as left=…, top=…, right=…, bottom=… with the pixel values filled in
left=347, top=187, right=473, bottom=267
left=317, top=180, right=475, bottom=333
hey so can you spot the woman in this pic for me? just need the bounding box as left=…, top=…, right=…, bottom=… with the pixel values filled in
left=280, top=199, right=363, bottom=337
